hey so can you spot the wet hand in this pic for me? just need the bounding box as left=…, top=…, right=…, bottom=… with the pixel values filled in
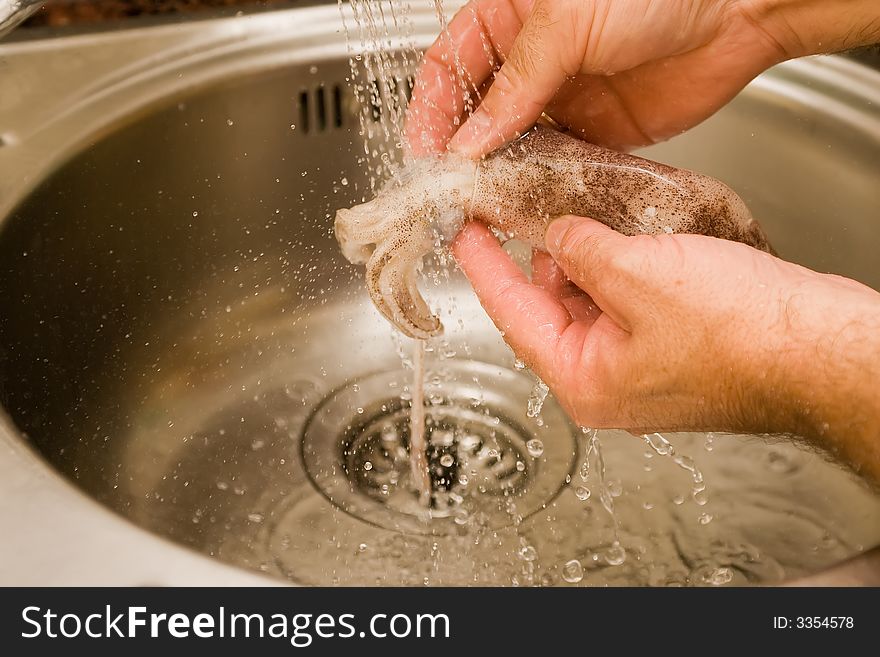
left=406, top=0, right=880, bottom=158
left=452, top=217, right=880, bottom=481
left=406, top=0, right=787, bottom=156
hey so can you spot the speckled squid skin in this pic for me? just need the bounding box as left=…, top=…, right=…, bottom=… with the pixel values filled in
left=335, top=125, right=772, bottom=339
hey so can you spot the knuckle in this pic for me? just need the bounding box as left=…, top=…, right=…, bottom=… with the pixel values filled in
left=507, top=4, right=556, bottom=78
left=558, top=221, right=600, bottom=255
left=528, top=0, right=555, bottom=30
left=558, top=224, right=616, bottom=276
left=501, top=46, right=541, bottom=96
left=604, top=234, right=657, bottom=281
left=604, top=247, right=643, bottom=277
left=488, top=61, right=524, bottom=101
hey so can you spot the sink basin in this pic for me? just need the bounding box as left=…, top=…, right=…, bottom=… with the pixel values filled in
left=0, top=5, right=879, bottom=585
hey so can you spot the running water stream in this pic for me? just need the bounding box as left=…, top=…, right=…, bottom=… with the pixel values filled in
left=340, top=0, right=477, bottom=507
left=408, top=341, right=432, bottom=505
left=340, top=0, right=430, bottom=503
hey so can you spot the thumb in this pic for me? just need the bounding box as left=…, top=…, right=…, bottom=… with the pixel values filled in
left=545, top=215, right=640, bottom=330
left=447, top=0, right=577, bottom=158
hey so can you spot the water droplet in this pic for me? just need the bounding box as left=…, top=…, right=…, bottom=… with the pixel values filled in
left=439, top=454, right=454, bottom=467
left=513, top=358, right=526, bottom=371
left=698, top=512, right=713, bottom=525
left=226, top=119, right=234, bottom=126
left=526, top=439, right=544, bottom=458
left=579, top=461, right=590, bottom=481
left=575, top=486, right=591, bottom=501
left=363, top=461, right=373, bottom=471
left=701, top=566, right=733, bottom=586
left=643, top=432, right=673, bottom=456
left=766, top=450, right=800, bottom=474
left=561, top=559, right=584, bottom=583
left=247, top=513, right=264, bottom=524
left=605, top=543, right=626, bottom=566
left=704, top=432, right=715, bottom=452
left=518, top=545, right=537, bottom=562
left=358, top=543, right=368, bottom=553
left=527, top=380, right=549, bottom=418
left=192, top=211, right=199, bottom=218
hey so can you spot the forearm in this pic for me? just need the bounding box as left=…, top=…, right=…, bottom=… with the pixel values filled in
left=775, top=276, right=880, bottom=482
left=743, top=0, right=880, bottom=58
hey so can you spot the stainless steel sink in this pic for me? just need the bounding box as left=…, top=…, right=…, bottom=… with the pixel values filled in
left=0, top=4, right=879, bottom=585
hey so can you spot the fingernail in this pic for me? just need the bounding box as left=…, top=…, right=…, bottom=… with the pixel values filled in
left=448, top=109, right=493, bottom=156
left=545, top=216, right=578, bottom=257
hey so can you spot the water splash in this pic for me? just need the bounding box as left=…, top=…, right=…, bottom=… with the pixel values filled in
left=526, top=378, right=550, bottom=425
left=335, top=0, right=728, bottom=571
left=339, top=0, right=418, bottom=187
left=579, top=427, right=626, bottom=565
left=643, top=432, right=709, bottom=506
left=561, top=559, right=584, bottom=583
left=339, top=0, right=432, bottom=504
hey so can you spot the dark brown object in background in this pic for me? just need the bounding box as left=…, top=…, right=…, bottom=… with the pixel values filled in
left=24, top=0, right=300, bottom=26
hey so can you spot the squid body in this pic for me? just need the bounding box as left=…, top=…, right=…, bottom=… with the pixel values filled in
left=335, top=125, right=771, bottom=339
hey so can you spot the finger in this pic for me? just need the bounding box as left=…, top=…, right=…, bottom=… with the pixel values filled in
left=531, top=249, right=581, bottom=297
left=532, top=249, right=598, bottom=322
left=404, top=0, right=529, bottom=156
left=447, top=0, right=580, bottom=157
left=531, top=248, right=565, bottom=293
left=453, top=222, right=575, bottom=368
left=561, top=294, right=602, bottom=324
left=545, top=215, right=641, bottom=330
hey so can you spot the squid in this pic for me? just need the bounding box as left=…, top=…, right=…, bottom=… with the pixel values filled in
left=335, top=125, right=772, bottom=339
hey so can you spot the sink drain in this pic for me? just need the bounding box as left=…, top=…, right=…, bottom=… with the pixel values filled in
left=346, top=401, right=531, bottom=515
left=302, top=360, right=577, bottom=534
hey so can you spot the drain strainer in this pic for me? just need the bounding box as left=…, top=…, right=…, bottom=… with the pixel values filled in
left=302, top=360, right=577, bottom=534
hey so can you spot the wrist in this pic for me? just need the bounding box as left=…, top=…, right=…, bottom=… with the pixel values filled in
left=741, top=0, right=880, bottom=59
left=772, top=273, right=880, bottom=480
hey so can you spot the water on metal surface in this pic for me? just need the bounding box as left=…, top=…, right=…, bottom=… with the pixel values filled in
left=0, top=21, right=879, bottom=584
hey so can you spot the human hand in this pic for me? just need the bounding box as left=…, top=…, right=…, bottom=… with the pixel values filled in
left=452, top=217, right=880, bottom=481
left=406, top=0, right=880, bottom=157
left=406, top=0, right=785, bottom=156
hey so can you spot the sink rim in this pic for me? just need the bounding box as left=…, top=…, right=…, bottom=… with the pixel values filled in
left=0, top=3, right=878, bottom=586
